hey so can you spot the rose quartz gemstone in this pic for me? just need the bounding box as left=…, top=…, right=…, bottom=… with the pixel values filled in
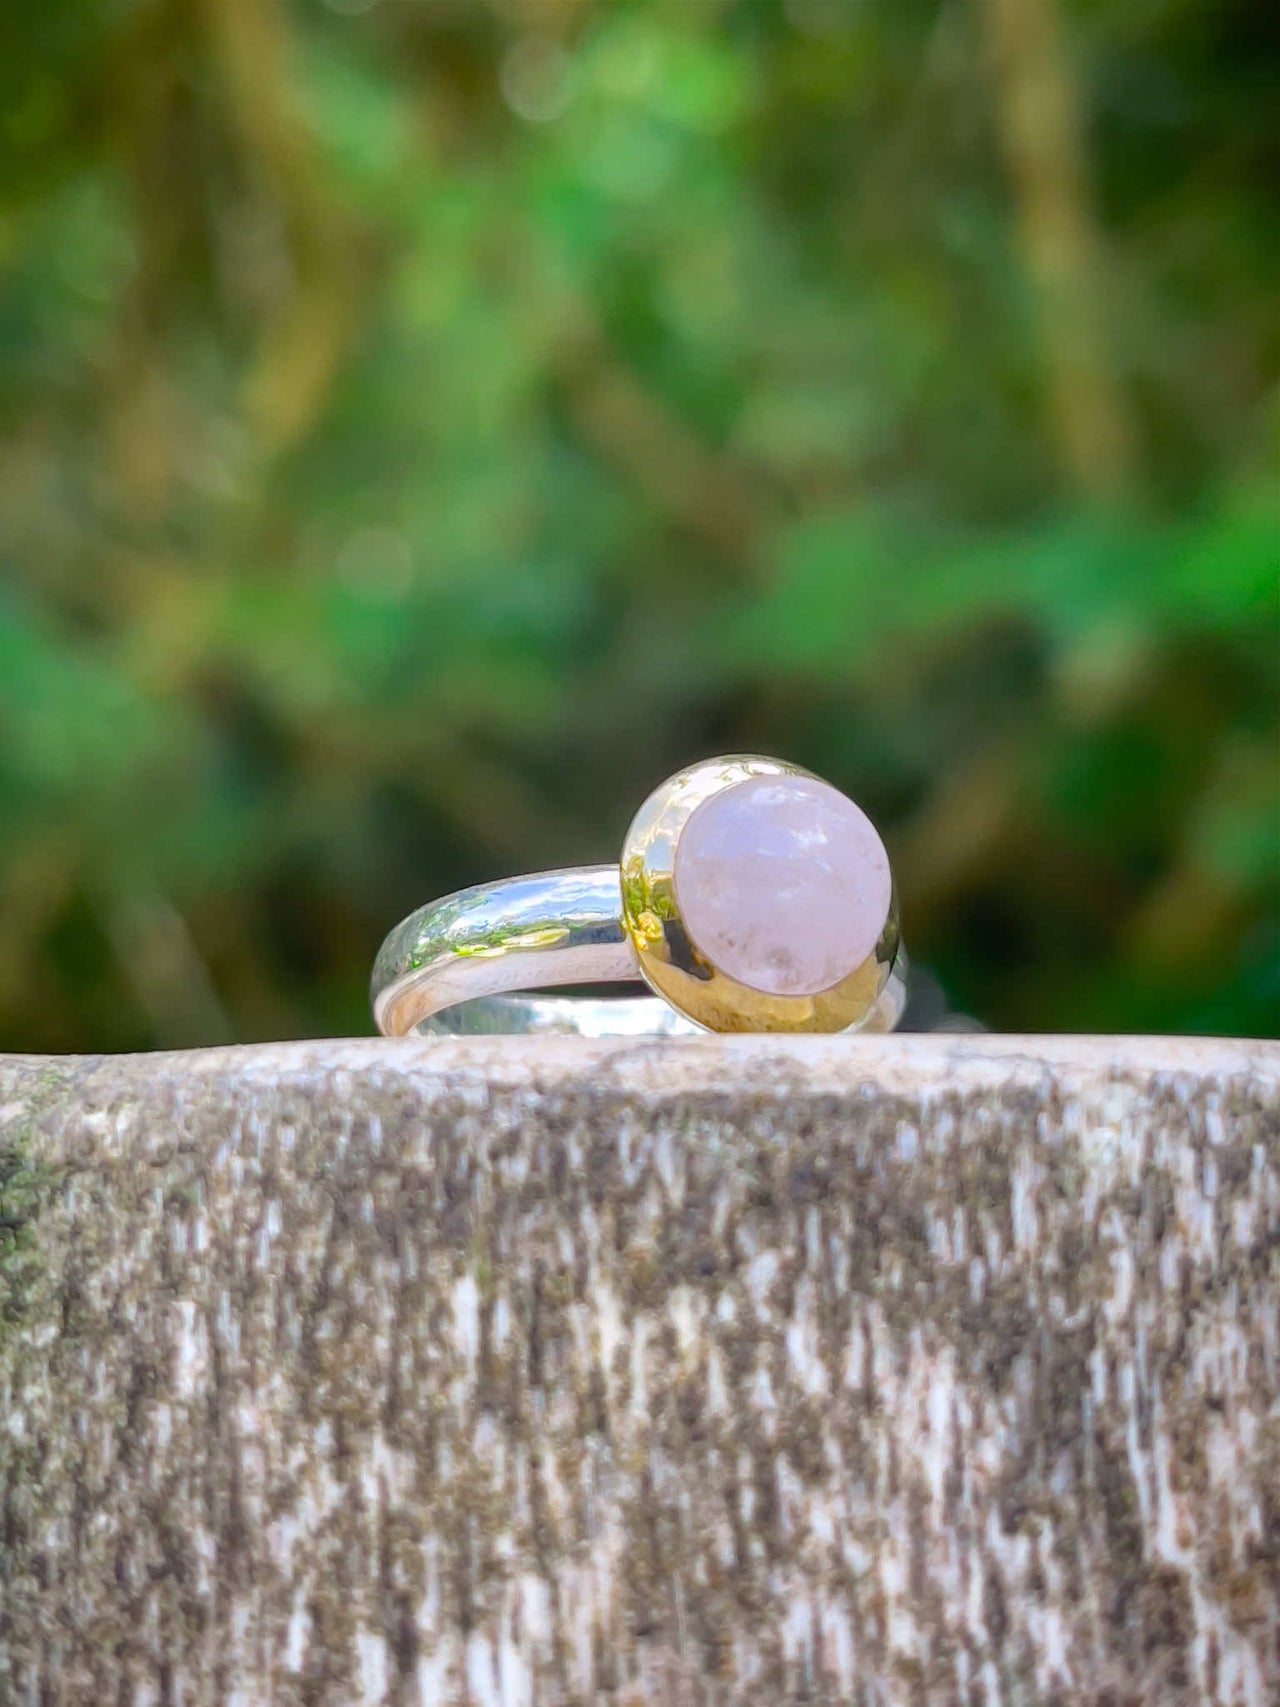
left=673, top=775, right=892, bottom=996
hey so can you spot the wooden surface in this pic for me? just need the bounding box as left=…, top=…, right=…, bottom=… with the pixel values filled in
left=0, top=1034, right=1276, bottom=1704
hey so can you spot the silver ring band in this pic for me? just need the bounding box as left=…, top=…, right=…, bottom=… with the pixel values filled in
left=372, top=867, right=910, bottom=1037
left=412, top=993, right=702, bottom=1037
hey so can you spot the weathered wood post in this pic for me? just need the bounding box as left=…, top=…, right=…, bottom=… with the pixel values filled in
left=1, top=1034, right=1276, bottom=1703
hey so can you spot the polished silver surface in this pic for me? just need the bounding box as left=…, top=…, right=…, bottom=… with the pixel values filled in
left=371, top=865, right=911, bottom=1038
left=372, top=867, right=634, bottom=1037
left=416, top=992, right=703, bottom=1037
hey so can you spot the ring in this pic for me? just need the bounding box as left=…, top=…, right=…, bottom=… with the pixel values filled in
left=372, top=754, right=908, bottom=1037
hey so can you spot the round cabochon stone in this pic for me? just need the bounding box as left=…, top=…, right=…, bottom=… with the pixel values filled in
left=673, top=774, right=892, bottom=997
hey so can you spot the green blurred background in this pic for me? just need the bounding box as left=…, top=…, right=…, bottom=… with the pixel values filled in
left=0, top=0, right=1275, bottom=1051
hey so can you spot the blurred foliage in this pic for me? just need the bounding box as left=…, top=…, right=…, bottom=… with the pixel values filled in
left=0, top=0, right=1275, bottom=1051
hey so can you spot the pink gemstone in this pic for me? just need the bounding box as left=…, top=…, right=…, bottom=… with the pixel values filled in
left=673, top=775, right=892, bottom=996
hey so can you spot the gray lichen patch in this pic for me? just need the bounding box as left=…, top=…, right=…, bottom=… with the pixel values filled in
left=0, top=1036, right=1276, bottom=1705
left=0, top=1063, right=72, bottom=1345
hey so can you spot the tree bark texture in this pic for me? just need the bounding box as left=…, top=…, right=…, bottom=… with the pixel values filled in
left=0, top=1034, right=1276, bottom=1705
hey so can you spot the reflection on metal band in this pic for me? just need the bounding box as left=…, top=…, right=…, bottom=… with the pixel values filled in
left=413, top=993, right=703, bottom=1038
left=372, top=866, right=636, bottom=1037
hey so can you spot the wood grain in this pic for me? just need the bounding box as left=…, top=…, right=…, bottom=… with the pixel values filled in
left=1, top=1035, right=1276, bottom=1704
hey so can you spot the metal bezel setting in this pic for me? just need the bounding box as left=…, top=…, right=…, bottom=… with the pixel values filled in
left=619, top=754, right=900, bottom=1035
